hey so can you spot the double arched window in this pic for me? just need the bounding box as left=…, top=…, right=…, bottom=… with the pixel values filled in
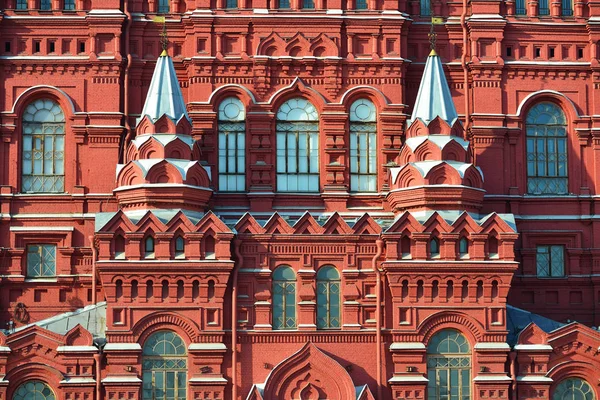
left=272, top=266, right=297, bottom=330
left=218, top=97, right=246, bottom=192
left=22, top=99, right=65, bottom=193
left=276, top=98, right=319, bottom=192
left=427, top=330, right=471, bottom=400
left=316, top=266, right=341, bottom=329
left=553, top=378, right=596, bottom=400
left=349, top=99, right=377, bottom=192
left=526, top=102, right=568, bottom=195
left=142, top=331, right=187, bottom=400
left=13, top=381, right=55, bottom=400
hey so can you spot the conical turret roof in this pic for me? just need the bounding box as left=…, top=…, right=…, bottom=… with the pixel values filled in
left=408, top=50, right=459, bottom=128
left=138, top=52, right=190, bottom=125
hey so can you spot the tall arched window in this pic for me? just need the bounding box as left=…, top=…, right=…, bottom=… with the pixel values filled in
left=13, top=381, right=55, bottom=400
left=349, top=99, right=377, bottom=192
left=142, top=331, right=187, bottom=400
left=526, top=102, right=568, bottom=195
left=316, top=266, right=340, bottom=329
left=276, top=98, right=319, bottom=192
left=427, top=330, right=471, bottom=400
left=22, top=99, right=65, bottom=193
left=272, top=266, right=297, bottom=330
left=553, top=378, right=596, bottom=400
left=158, top=0, right=169, bottom=12
left=218, top=97, right=246, bottom=191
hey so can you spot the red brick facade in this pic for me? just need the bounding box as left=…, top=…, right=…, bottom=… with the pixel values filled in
left=1, top=0, right=600, bottom=399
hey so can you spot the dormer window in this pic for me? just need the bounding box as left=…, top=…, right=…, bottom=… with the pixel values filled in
left=175, top=236, right=185, bottom=259
left=458, top=237, right=469, bottom=259
left=430, top=238, right=440, bottom=258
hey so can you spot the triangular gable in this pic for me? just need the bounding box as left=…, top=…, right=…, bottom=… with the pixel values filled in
left=356, top=385, right=376, bottom=400
left=292, top=212, right=325, bottom=235
left=264, top=213, right=294, bottom=235
left=422, top=211, right=454, bottom=234
left=97, top=210, right=136, bottom=233
left=451, top=212, right=483, bottom=235
left=517, top=323, right=549, bottom=346
left=385, top=211, right=424, bottom=234
left=134, top=211, right=168, bottom=234
left=547, top=322, right=600, bottom=349
left=245, top=385, right=265, bottom=400
left=322, top=212, right=353, bottom=235
left=234, top=213, right=266, bottom=235
left=165, top=210, right=196, bottom=233
left=480, top=212, right=517, bottom=234
left=352, top=214, right=382, bottom=235
left=194, top=211, right=231, bottom=234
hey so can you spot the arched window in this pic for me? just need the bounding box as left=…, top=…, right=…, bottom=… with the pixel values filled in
left=158, top=0, right=169, bottom=12
left=459, top=237, right=469, bottom=257
left=13, top=381, right=55, bottom=400
left=22, top=99, right=65, bottom=193
left=349, top=99, right=377, bottom=192
left=142, top=331, right=187, bottom=400
left=218, top=97, right=246, bottom=192
left=174, top=236, right=185, bottom=258
left=427, top=330, right=471, bottom=400
left=553, top=378, right=596, bottom=400
left=316, top=266, right=340, bottom=329
left=526, top=102, right=568, bottom=195
left=276, top=98, right=319, bottom=192
left=272, top=266, right=297, bottom=330
left=430, top=237, right=440, bottom=258
left=144, top=236, right=155, bottom=259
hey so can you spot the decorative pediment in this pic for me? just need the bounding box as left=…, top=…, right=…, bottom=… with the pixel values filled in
left=517, top=323, right=549, bottom=346
left=234, top=213, right=266, bottom=235
left=96, top=210, right=137, bottom=233
left=258, top=342, right=357, bottom=400
left=285, top=33, right=311, bottom=57
left=480, top=213, right=517, bottom=234
left=322, top=212, right=353, bottom=235
left=292, top=213, right=325, bottom=235
left=257, top=32, right=287, bottom=57
left=351, top=214, right=382, bottom=235
left=64, top=324, right=94, bottom=346
left=264, top=213, right=294, bottom=235
left=195, top=211, right=232, bottom=235
left=422, top=212, right=454, bottom=234
left=451, top=213, right=483, bottom=234
left=134, top=211, right=168, bottom=234
left=165, top=210, right=197, bottom=233
left=386, top=212, right=424, bottom=234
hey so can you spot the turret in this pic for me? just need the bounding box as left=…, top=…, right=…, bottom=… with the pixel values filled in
left=387, top=50, right=485, bottom=213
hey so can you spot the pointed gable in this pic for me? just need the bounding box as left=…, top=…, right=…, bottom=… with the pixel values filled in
left=322, top=212, right=353, bottom=235
left=234, top=213, right=266, bottom=235
left=352, top=214, right=382, bottom=235
left=264, top=213, right=294, bottom=235
left=386, top=211, right=424, bottom=234
left=292, top=212, right=325, bottom=235
left=194, top=211, right=231, bottom=234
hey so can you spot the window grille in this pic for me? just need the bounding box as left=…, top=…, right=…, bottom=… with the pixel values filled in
left=526, top=102, right=568, bottom=195
left=516, top=0, right=526, bottom=14
left=64, top=0, right=75, bottom=10
left=276, top=98, right=319, bottom=192
left=22, top=99, right=65, bottom=193
left=561, top=0, right=573, bottom=15
left=539, top=0, right=550, bottom=14
left=40, top=0, right=51, bottom=10
left=13, top=381, right=56, bottom=400
left=553, top=378, right=595, bottom=400
left=272, top=266, right=297, bottom=330
left=218, top=98, right=246, bottom=192
left=536, top=245, right=565, bottom=277
left=27, top=244, right=56, bottom=278
left=16, top=0, right=28, bottom=9
left=350, top=99, right=377, bottom=192
left=427, top=330, right=471, bottom=400
left=158, top=0, right=169, bottom=12
left=316, top=266, right=340, bottom=329
left=142, top=331, right=187, bottom=400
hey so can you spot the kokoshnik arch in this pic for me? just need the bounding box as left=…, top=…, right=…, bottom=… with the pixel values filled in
left=0, top=0, right=600, bottom=399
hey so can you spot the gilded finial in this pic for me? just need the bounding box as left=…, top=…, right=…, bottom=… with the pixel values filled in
left=428, top=16, right=444, bottom=56
left=153, top=16, right=168, bottom=57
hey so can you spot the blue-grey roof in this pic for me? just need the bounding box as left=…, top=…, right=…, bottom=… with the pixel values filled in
left=409, top=50, right=460, bottom=128
left=138, top=54, right=190, bottom=125
left=506, top=304, right=565, bottom=346
left=9, top=302, right=106, bottom=343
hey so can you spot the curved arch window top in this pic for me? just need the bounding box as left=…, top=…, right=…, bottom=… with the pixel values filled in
left=22, top=99, right=65, bottom=193
left=316, top=266, right=340, bottom=329
left=218, top=97, right=246, bottom=192
left=427, top=330, right=471, bottom=400
left=553, top=378, right=596, bottom=400
left=350, top=99, right=377, bottom=192
left=273, top=266, right=297, bottom=330
left=526, top=102, right=568, bottom=195
left=13, top=381, right=56, bottom=400
left=276, top=98, right=320, bottom=192
left=142, top=331, right=187, bottom=400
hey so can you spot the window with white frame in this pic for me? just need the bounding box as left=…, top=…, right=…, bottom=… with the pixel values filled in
left=536, top=244, right=565, bottom=277
left=27, top=244, right=56, bottom=278
left=350, top=99, right=377, bottom=192
left=276, top=98, right=319, bottom=192
left=22, top=99, right=65, bottom=193
left=218, top=97, right=246, bottom=192
left=526, top=102, right=568, bottom=195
